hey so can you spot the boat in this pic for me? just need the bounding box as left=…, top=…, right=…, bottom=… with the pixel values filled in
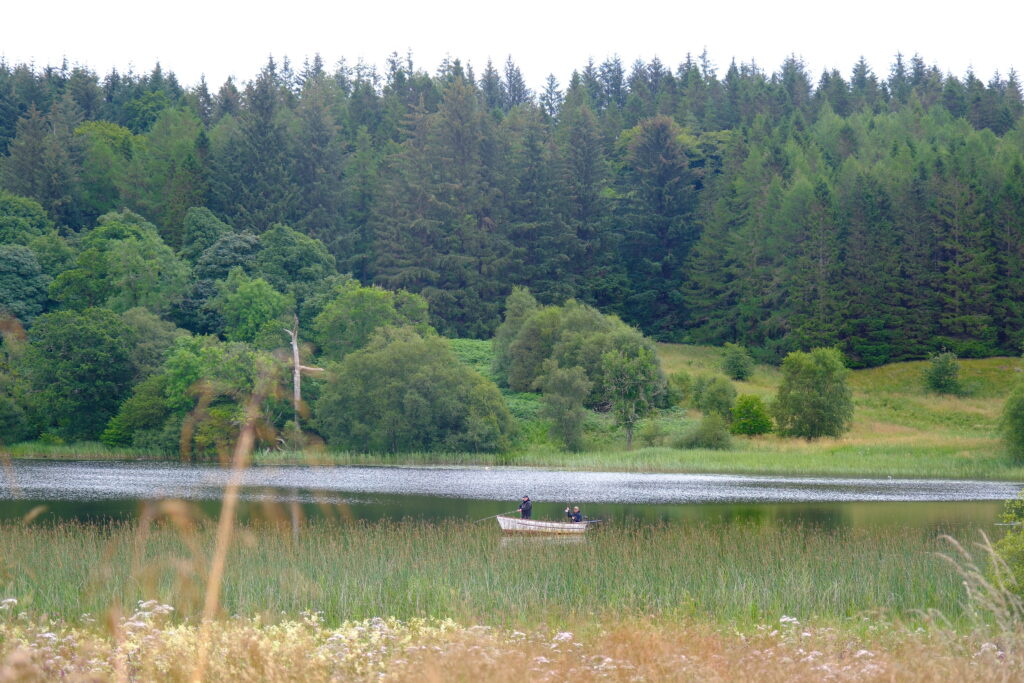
left=496, top=515, right=594, bottom=535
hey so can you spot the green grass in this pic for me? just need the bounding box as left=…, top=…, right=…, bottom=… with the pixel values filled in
left=0, top=518, right=974, bottom=630
left=5, top=441, right=169, bottom=460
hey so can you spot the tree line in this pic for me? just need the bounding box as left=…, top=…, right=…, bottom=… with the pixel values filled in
left=2, top=51, right=1024, bottom=364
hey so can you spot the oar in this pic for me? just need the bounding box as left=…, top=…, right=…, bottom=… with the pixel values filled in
left=473, top=509, right=520, bottom=524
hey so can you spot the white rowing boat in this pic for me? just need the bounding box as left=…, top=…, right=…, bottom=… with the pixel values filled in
left=496, top=515, right=593, bottom=535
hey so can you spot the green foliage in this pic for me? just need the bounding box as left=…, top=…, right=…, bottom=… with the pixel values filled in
left=924, top=351, right=963, bottom=395
left=602, top=337, right=663, bottom=448
left=215, top=268, right=291, bottom=344
left=447, top=338, right=497, bottom=381
left=253, top=223, right=337, bottom=303
left=666, top=370, right=692, bottom=406
left=0, top=192, right=51, bottom=244
left=539, top=362, right=593, bottom=451
left=101, top=375, right=170, bottom=447
left=638, top=419, right=671, bottom=447
left=26, top=231, right=75, bottom=277
left=504, top=299, right=664, bottom=410
left=730, top=394, right=774, bottom=435
left=0, top=244, right=50, bottom=323
left=312, top=282, right=430, bottom=361
left=48, top=210, right=188, bottom=315
left=694, top=375, right=736, bottom=420
left=105, top=229, right=190, bottom=314
left=145, top=334, right=280, bottom=457
left=492, top=287, right=539, bottom=385
left=721, top=343, right=754, bottom=380
left=773, top=347, right=854, bottom=439
left=179, top=207, right=231, bottom=263
left=316, top=328, right=514, bottom=453
left=25, top=308, right=135, bottom=440
left=1000, top=382, right=1024, bottom=463
left=994, top=489, right=1024, bottom=596
left=194, top=231, right=261, bottom=281
left=672, top=414, right=732, bottom=450
left=120, top=307, right=188, bottom=380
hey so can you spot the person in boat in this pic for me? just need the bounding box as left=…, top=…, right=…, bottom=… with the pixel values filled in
left=565, top=505, right=583, bottom=523
left=518, top=495, right=532, bottom=519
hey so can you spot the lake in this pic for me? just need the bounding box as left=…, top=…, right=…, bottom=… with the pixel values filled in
left=1, top=459, right=1019, bottom=531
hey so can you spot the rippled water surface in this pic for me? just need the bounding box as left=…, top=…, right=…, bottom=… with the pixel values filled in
left=1, top=460, right=1019, bottom=529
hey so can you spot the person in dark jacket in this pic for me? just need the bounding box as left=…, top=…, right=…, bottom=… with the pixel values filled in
left=565, top=505, right=583, bottom=522
left=518, top=495, right=532, bottom=519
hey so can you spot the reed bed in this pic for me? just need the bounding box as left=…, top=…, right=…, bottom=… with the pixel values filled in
left=1, top=518, right=970, bottom=629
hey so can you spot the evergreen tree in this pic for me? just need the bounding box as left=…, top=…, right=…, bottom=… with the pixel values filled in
left=614, top=116, right=701, bottom=336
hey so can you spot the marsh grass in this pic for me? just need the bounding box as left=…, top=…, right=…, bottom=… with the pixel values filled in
left=1, top=518, right=971, bottom=629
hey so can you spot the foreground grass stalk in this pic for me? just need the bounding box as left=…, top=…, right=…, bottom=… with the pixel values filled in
left=192, top=394, right=261, bottom=683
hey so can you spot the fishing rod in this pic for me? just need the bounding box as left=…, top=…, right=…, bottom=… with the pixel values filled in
left=472, top=509, right=520, bottom=524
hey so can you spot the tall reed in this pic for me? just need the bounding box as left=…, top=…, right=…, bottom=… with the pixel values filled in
left=1, top=518, right=969, bottom=629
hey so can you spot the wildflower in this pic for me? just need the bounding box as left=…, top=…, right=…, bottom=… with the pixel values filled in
left=0, top=598, right=16, bottom=610
left=553, top=631, right=573, bottom=642
left=779, top=615, right=800, bottom=626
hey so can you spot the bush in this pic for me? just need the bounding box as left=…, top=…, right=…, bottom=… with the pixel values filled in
left=316, top=328, right=514, bottom=453
left=672, top=414, right=732, bottom=450
left=1001, top=382, right=1024, bottom=463
left=539, top=362, right=592, bottom=451
left=667, top=371, right=691, bottom=406
left=694, top=375, right=736, bottom=420
left=772, top=347, right=853, bottom=439
left=924, top=351, right=962, bottom=395
left=731, top=394, right=773, bottom=435
left=638, top=419, right=670, bottom=447
left=721, top=343, right=754, bottom=381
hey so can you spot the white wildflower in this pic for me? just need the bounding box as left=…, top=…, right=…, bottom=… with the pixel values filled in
left=553, top=631, right=573, bottom=642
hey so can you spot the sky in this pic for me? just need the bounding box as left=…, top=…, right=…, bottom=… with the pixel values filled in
left=2, top=0, right=1022, bottom=90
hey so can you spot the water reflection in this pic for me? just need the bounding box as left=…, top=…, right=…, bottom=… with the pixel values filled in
left=0, top=493, right=1006, bottom=535
left=1, top=460, right=1017, bottom=532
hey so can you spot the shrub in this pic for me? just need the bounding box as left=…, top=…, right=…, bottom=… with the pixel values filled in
left=731, top=395, right=773, bottom=435
left=694, top=376, right=736, bottom=420
left=772, top=347, right=853, bottom=439
left=721, top=343, right=754, bottom=380
left=316, top=328, right=514, bottom=453
left=667, top=371, right=692, bottom=406
left=924, top=351, right=962, bottom=395
left=539, top=363, right=592, bottom=451
left=672, top=414, right=732, bottom=450
left=1001, top=382, right=1024, bottom=463
left=638, top=419, right=670, bottom=447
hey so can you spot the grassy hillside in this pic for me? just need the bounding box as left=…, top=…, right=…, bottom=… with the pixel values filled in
left=650, top=342, right=1023, bottom=478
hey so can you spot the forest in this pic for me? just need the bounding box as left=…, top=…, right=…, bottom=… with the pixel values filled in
left=1, top=51, right=1024, bottom=452
left=1, top=52, right=1023, bottom=359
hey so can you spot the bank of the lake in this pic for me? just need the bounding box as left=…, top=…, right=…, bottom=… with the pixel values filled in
left=8, top=439, right=1024, bottom=481
left=7, top=347, right=1022, bottom=479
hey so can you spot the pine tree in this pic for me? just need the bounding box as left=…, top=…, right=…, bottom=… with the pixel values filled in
left=614, top=116, right=701, bottom=337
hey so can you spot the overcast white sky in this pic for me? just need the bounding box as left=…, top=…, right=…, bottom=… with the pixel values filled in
left=2, top=0, right=1022, bottom=90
